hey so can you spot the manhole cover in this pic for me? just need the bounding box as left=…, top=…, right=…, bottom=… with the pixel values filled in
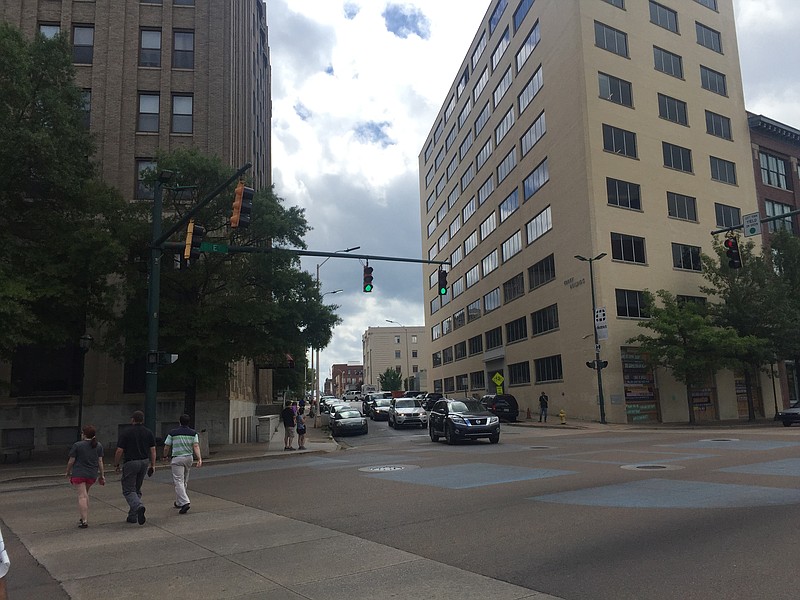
left=621, top=463, right=683, bottom=471
left=359, top=465, right=418, bottom=473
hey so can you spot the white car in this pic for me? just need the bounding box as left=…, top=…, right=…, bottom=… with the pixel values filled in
left=342, top=390, right=360, bottom=402
left=388, top=398, right=428, bottom=429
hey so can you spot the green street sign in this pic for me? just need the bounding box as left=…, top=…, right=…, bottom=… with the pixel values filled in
left=199, top=242, right=229, bottom=254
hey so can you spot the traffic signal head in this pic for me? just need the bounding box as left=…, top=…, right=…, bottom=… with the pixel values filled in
left=363, top=266, right=374, bottom=292
left=231, top=181, right=254, bottom=229
left=437, top=268, right=448, bottom=295
left=724, top=237, right=742, bottom=269
left=183, top=219, right=206, bottom=261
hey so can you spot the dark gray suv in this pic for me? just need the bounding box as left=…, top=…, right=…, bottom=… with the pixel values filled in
left=428, top=398, right=500, bottom=444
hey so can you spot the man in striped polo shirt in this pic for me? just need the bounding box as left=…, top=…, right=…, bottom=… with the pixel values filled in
left=162, top=414, right=202, bottom=514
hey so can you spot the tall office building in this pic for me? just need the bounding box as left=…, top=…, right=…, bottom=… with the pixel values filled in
left=418, top=0, right=772, bottom=423
left=363, top=326, right=427, bottom=391
left=1, top=0, right=271, bottom=447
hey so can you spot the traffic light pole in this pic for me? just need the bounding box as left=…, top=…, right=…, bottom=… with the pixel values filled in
left=575, top=253, right=607, bottom=425
left=144, top=163, right=252, bottom=434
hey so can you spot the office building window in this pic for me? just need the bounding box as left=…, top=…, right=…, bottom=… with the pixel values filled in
left=496, top=107, right=515, bottom=145
left=480, top=212, right=497, bottom=240
left=534, top=355, right=562, bottom=383
left=491, top=27, right=510, bottom=71
left=710, top=156, right=736, bottom=185
left=438, top=230, right=449, bottom=253
left=434, top=120, right=444, bottom=144
left=662, top=142, right=692, bottom=172
left=499, top=189, right=519, bottom=223
left=452, top=276, right=464, bottom=298
left=470, top=371, right=486, bottom=389
left=502, top=231, right=523, bottom=263
left=473, top=67, right=489, bottom=101
left=478, top=176, right=494, bottom=206
left=532, top=304, right=559, bottom=336
left=519, top=65, right=543, bottom=114
left=426, top=167, right=435, bottom=187
left=468, top=335, right=483, bottom=356
left=464, top=230, right=478, bottom=256
left=523, top=158, right=549, bottom=200
left=72, top=26, right=94, bottom=64
left=595, top=21, right=628, bottom=57
left=616, top=289, right=648, bottom=318
left=484, top=288, right=501, bottom=313
left=475, top=101, right=491, bottom=136
left=445, top=95, right=456, bottom=122
left=529, top=254, right=555, bottom=290
left=482, top=250, right=499, bottom=277
left=38, top=24, right=60, bottom=38
left=460, top=132, right=474, bottom=161
left=497, top=149, right=517, bottom=183
left=486, top=326, right=503, bottom=350
left=658, top=94, right=688, bottom=126
left=706, top=111, right=732, bottom=140
left=172, top=94, right=193, bottom=134
left=467, top=299, right=482, bottom=323
left=700, top=65, right=727, bottom=95
left=457, top=67, right=470, bottom=99
left=654, top=46, right=683, bottom=78
left=138, top=93, right=160, bottom=132
left=442, top=317, right=453, bottom=336
left=437, top=200, right=447, bottom=224
left=599, top=72, right=633, bottom=107
left=447, top=156, right=459, bottom=180
left=463, top=196, right=477, bottom=223
left=503, top=272, right=525, bottom=303
left=472, top=31, right=487, bottom=69
left=453, top=309, right=466, bottom=331
left=489, top=0, right=508, bottom=34
left=611, top=233, right=646, bottom=264
left=514, top=0, right=534, bottom=32
left=672, top=243, right=702, bottom=271
left=432, top=323, right=442, bottom=341
left=466, top=264, right=480, bottom=288
left=506, top=317, right=528, bottom=344
left=650, top=1, right=678, bottom=33
left=395, top=350, right=401, bottom=359
left=667, top=191, right=697, bottom=221
left=715, top=203, right=741, bottom=229
left=139, top=29, right=161, bottom=67
left=477, top=139, right=494, bottom=171
left=173, top=31, right=194, bottom=69
left=607, top=178, right=641, bottom=210
left=603, top=124, right=637, bottom=158
left=430, top=296, right=440, bottom=315
left=696, top=22, right=722, bottom=53
left=765, top=200, right=794, bottom=233
left=459, top=97, right=473, bottom=129
left=424, top=141, right=434, bottom=163
left=455, top=342, right=468, bottom=361
left=450, top=215, right=462, bottom=239
left=136, top=159, right=156, bottom=200
left=694, top=0, right=717, bottom=9
left=493, top=67, right=513, bottom=108
left=445, top=126, right=457, bottom=151
left=759, top=152, right=791, bottom=190
left=526, top=206, right=552, bottom=245
left=521, top=112, right=546, bottom=157
left=509, top=362, right=531, bottom=385
left=432, top=351, right=442, bottom=366
left=516, top=21, right=540, bottom=72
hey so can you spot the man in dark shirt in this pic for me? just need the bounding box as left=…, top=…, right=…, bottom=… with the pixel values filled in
left=281, top=401, right=296, bottom=450
left=114, top=410, right=156, bottom=525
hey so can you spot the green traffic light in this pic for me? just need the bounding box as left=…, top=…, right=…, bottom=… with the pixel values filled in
left=364, top=283, right=373, bottom=293
left=439, top=287, right=447, bottom=295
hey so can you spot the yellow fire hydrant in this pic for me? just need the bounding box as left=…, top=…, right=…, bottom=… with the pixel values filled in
left=559, top=409, right=567, bottom=425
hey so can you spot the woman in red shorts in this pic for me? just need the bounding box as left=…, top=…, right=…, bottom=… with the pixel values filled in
left=65, top=425, right=105, bottom=528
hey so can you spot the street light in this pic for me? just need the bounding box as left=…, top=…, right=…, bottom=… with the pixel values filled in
left=574, top=253, right=607, bottom=424
left=386, top=319, right=410, bottom=391
left=77, top=333, right=93, bottom=440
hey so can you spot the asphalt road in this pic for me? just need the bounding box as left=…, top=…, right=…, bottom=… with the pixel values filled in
left=186, top=420, right=800, bottom=600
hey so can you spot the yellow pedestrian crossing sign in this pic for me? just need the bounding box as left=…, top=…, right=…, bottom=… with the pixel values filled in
left=492, top=372, right=504, bottom=386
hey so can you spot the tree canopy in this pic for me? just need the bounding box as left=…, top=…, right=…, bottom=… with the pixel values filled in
left=379, top=368, right=403, bottom=391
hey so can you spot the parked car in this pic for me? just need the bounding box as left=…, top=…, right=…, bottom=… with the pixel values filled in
left=480, top=394, right=520, bottom=422
left=368, top=398, right=392, bottom=421
left=388, top=398, right=428, bottom=429
left=428, top=398, right=501, bottom=444
left=319, top=396, right=338, bottom=412
left=421, top=393, right=444, bottom=411
left=776, top=401, right=800, bottom=426
left=330, top=408, right=369, bottom=436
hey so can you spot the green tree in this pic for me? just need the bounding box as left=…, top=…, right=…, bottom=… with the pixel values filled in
left=379, top=368, right=402, bottom=391
left=627, top=291, right=759, bottom=424
left=109, top=148, right=340, bottom=411
left=0, top=24, right=131, bottom=359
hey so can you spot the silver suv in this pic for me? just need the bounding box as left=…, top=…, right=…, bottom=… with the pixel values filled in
left=388, top=398, right=428, bottom=429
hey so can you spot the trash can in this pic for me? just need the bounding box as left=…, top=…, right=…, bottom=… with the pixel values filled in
left=257, top=416, right=273, bottom=443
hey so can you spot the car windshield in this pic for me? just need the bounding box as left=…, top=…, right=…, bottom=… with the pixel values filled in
left=375, top=399, right=391, bottom=407
left=450, top=400, right=484, bottom=413
left=338, top=410, right=361, bottom=419
left=395, top=400, right=421, bottom=409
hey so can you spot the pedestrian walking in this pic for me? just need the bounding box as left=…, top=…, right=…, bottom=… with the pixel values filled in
left=298, top=397, right=306, bottom=414
left=113, top=410, right=156, bottom=525
left=281, top=401, right=296, bottom=450
left=162, top=414, right=202, bottom=514
left=0, top=525, right=9, bottom=600
left=296, top=410, right=307, bottom=450
left=539, top=392, right=549, bottom=423
left=65, top=424, right=105, bottom=528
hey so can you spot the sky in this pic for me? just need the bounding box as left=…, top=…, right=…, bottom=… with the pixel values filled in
left=265, top=0, right=800, bottom=390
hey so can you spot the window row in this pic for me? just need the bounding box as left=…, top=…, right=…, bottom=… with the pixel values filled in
left=431, top=355, right=562, bottom=388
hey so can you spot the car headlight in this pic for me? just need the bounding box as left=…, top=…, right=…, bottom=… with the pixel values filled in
left=489, top=416, right=499, bottom=424
left=450, top=415, right=466, bottom=425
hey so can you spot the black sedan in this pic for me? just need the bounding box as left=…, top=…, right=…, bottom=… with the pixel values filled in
left=428, top=398, right=500, bottom=444
left=330, top=409, right=369, bottom=436
left=368, top=398, right=392, bottom=421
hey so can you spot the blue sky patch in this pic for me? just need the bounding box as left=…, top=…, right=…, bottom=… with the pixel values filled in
left=382, top=4, right=431, bottom=40
left=354, top=121, right=395, bottom=147
left=344, top=3, right=360, bottom=20
left=294, top=102, right=312, bottom=121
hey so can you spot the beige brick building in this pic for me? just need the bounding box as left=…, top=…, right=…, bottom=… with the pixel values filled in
left=1, top=0, right=271, bottom=447
left=363, top=326, right=428, bottom=392
left=418, top=0, right=778, bottom=424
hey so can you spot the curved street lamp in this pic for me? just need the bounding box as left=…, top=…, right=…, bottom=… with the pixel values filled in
left=314, top=289, right=343, bottom=420
left=77, top=333, right=93, bottom=440
left=386, top=319, right=410, bottom=391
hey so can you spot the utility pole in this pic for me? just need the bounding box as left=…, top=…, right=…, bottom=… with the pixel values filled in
left=575, top=253, right=608, bottom=425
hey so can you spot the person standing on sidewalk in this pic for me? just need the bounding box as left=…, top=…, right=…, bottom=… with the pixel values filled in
left=296, top=409, right=307, bottom=450
left=538, top=392, right=549, bottom=423
left=162, top=414, right=202, bottom=514
left=281, top=401, right=296, bottom=450
left=114, top=410, right=156, bottom=525
left=65, top=424, right=105, bottom=528
left=0, top=524, right=9, bottom=600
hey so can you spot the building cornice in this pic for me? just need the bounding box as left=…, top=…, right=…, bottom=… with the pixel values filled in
left=748, top=112, right=800, bottom=147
